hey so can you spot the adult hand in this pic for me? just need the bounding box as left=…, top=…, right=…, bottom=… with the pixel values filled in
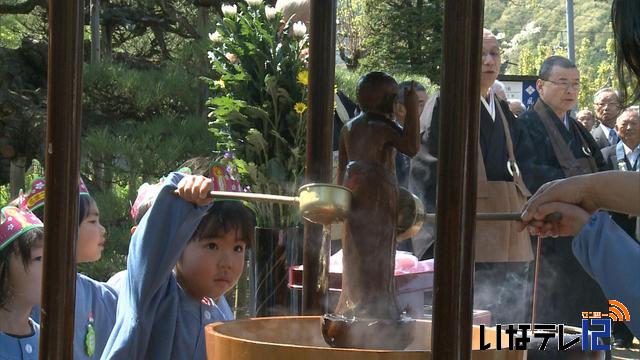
left=520, top=176, right=598, bottom=228
left=176, top=175, right=214, bottom=206
left=525, top=202, right=591, bottom=238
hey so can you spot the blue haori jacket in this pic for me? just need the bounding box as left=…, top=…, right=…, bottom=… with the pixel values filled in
left=100, top=172, right=234, bottom=360
left=0, top=320, right=39, bottom=360
left=74, top=273, right=118, bottom=360
left=572, top=211, right=640, bottom=337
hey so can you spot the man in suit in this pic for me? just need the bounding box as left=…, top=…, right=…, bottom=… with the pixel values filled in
left=576, top=108, right=595, bottom=131
left=410, top=29, right=536, bottom=324
left=602, top=106, right=640, bottom=173
left=600, top=106, right=640, bottom=348
left=591, top=88, right=622, bottom=149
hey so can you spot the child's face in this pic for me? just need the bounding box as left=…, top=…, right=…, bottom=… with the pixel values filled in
left=177, top=230, right=246, bottom=300
left=77, top=203, right=106, bottom=263
left=8, top=245, right=43, bottom=307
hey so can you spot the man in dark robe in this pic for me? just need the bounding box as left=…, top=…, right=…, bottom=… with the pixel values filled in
left=410, top=29, right=537, bottom=324
left=519, top=56, right=609, bottom=330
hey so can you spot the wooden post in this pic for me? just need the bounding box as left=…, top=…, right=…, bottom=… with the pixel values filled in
left=431, top=0, right=484, bottom=358
left=39, top=0, right=84, bottom=357
left=302, top=0, right=336, bottom=315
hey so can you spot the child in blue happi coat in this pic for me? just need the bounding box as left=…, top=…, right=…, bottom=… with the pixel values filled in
left=107, top=180, right=235, bottom=320
left=106, top=166, right=237, bottom=325
left=101, top=172, right=255, bottom=359
left=0, top=206, right=44, bottom=360
left=21, top=178, right=118, bottom=359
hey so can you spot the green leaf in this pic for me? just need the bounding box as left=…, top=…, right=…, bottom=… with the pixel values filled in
left=246, top=128, right=268, bottom=151
left=266, top=158, right=287, bottom=182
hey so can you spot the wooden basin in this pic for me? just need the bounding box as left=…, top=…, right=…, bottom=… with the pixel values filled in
left=205, top=316, right=524, bottom=359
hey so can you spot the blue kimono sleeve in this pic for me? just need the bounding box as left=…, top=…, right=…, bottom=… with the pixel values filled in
left=124, top=172, right=208, bottom=308
left=572, top=211, right=640, bottom=337
left=101, top=172, right=208, bottom=358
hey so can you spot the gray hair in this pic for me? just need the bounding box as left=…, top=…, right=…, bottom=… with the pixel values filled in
left=616, top=106, right=640, bottom=126
left=576, top=108, right=593, bottom=117
left=593, top=87, right=620, bottom=102
left=397, top=81, right=427, bottom=103
left=538, top=56, right=576, bottom=80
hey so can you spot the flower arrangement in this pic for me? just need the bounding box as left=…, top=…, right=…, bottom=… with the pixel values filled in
left=206, top=1, right=309, bottom=227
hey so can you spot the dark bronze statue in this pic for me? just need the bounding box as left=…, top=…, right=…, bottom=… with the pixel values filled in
left=322, top=72, right=420, bottom=350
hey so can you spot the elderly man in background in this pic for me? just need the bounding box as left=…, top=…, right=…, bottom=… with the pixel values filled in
left=591, top=88, right=623, bottom=149
left=599, top=106, right=640, bottom=348
left=576, top=108, right=596, bottom=131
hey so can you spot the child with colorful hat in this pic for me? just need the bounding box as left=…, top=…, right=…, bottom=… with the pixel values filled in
left=101, top=171, right=255, bottom=360
left=20, top=177, right=118, bottom=360
left=0, top=206, right=44, bottom=360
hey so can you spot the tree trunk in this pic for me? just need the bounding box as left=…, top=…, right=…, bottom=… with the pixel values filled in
left=103, top=155, right=113, bottom=191
left=92, top=158, right=104, bottom=191
left=196, top=6, right=210, bottom=122
left=102, top=24, right=112, bottom=61
left=90, top=0, right=101, bottom=63
left=9, top=156, right=26, bottom=198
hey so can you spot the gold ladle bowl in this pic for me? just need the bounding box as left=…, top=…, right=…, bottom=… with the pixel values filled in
left=298, top=183, right=352, bottom=225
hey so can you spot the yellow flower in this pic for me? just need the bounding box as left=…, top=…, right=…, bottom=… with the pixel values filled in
left=214, top=80, right=226, bottom=89
left=297, top=70, right=309, bottom=86
left=294, top=102, right=307, bottom=114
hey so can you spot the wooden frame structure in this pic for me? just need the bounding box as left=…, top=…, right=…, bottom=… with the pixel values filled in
left=41, top=0, right=484, bottom=358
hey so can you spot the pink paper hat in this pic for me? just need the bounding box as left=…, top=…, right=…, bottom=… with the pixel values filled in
left=20, top=178, right=46, bottom=212
left=130, top=168, right=193, bottom=220
left=20, top=177, right=90, bottom=212
left=0, top=206, right=44, bottom=250
left=78, top=178, right=90, bottom=196
left=209, top=163, right=242, bottom=193
left=130, top=182, right=163, bottom=221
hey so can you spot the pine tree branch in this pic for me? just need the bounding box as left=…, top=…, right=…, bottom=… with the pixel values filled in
left=0, top=0, right=47, bottom=14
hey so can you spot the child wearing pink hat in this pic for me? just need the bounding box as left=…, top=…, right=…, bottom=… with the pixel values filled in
left=20, top=178, right=117, bottom=360
left=102, top=171, right=254, bottom=360
left=0, top=206, right=44, bottom=360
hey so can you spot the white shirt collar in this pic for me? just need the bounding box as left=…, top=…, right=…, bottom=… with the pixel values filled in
left=480, top=89, right=496, bottom=122
left=622, top=142, right=640, bottom=156
left=623, top=142, right=640, bottom=167
left=600, top=123, right=614, bottom=134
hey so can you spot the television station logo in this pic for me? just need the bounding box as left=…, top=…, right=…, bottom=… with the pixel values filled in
left=478, top=300, right=631, bottom=352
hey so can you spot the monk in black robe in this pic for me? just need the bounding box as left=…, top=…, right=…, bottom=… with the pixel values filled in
left=410, top=29, right=537, bottom=325
left=519, top=56, right=609, bottom=330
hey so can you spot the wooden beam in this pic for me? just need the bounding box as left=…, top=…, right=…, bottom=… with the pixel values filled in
left=302, top=0, right=336, bottom=315
left=431, top=0, right=484, bottom=358
left=39, top=0, right=84, bottom=357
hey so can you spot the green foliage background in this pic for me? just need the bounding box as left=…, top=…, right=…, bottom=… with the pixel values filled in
left=1, top=0, right=620, bottom=283
left=358, top=0, right=443, bottom=83
left=485, top=0, right=615, bottom=108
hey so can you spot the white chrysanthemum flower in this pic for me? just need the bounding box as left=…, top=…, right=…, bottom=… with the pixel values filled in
left=246, top=0, right=263, bottom=7
left=208, top=31, right=223, bottom=44
left=292, top=21, right=307, bottom=38
left=221, top=4, right=237, bottom=17
left=265, top=5, right=277, bottom=19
